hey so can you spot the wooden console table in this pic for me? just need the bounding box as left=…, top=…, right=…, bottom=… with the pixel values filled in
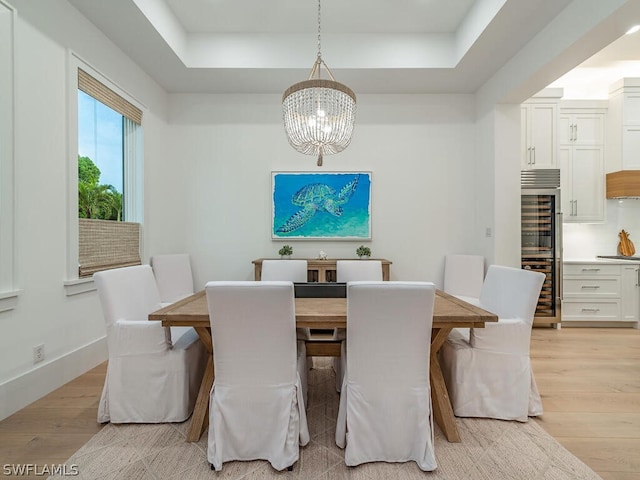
left=252, top=258, right=392, bottom=282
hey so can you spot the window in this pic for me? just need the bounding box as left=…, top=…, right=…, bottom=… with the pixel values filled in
left=78, top=89, right=124, bottom=221
left=66, top=56, right=144, bottom=289
left=0, top=0, right=19, bottom=311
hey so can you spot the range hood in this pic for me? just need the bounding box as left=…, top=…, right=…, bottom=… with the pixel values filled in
left=606, top=171, right=640, bottom=198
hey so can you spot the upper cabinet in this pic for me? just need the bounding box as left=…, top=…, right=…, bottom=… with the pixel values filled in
left=558, top=111, right=604, bottom=145
left=559, top=144, right=605, bottom=222
left=558, top=101, right=607, bottom=223
left=607, top=79, right=640, bottom=171
left=521, top=101, right=558, bottom=169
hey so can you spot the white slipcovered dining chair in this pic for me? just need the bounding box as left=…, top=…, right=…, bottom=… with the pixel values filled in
left=440, top=265, right=545, bottom=422
left=150, top=253, right=194, bottom=305
left=443, top=254, right=485, bottom=304
left=204, top=281, right=309, bottom=472
left=337, top=260, right=383, bottom=283
left=260, top=259, right=310, bottom=343
left=333, top=260, right=383, bottom=391
left=94, top=265, right=207, bottom=424
left=260, top=259, right=308, bottom=283
left=335, top=281, right=437, bottom=471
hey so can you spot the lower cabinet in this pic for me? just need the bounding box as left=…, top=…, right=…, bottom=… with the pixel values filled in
left=563, top=262, right=639, bottom=323
left=621, top=264, right=640, bottom=321
left=562, top=299, right=621, bottom=321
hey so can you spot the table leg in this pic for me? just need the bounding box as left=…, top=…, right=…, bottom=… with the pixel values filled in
left=430, top=327, right=461, bottom=443
left=186, top=326, right=214, bottom=442
left=186, top=355, right=213, bottom=442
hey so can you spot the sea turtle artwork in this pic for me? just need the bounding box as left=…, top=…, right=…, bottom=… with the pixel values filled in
left=276, top=174, right=360, bottom=234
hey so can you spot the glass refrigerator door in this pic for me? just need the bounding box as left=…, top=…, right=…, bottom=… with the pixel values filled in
left=521, top=193, right=556, bottom=318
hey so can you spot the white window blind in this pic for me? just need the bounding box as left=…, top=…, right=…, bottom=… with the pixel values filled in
left=78, top=219, right=141, bottom=277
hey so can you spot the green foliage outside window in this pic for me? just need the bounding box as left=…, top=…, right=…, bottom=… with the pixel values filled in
left=78, top=155, right=123, bottom=220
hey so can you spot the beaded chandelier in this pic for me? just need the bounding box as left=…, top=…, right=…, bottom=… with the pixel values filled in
left=282, top=0, right=356, bottom=167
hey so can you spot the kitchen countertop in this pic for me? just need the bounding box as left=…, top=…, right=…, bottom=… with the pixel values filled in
left=564, top=257, right=640, bottom=264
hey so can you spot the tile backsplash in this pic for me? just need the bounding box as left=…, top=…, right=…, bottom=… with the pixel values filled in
left=563, top=199, right=640, bottom=259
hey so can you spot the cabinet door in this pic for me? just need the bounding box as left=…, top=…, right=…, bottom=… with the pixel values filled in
left=529, top=104, right=556, bottom=168
left=558, top=113, right=572, bottom=145
left=621, top=265, right=639, bottom=322
left=623, top=93, right=640, bottom=125
left=571, top=146, right=604, bottom=222
left=573, top=113, right=604, bottom=145
left=521, top=106, right=531, bottom=168
left=622, top=126, right=640, bottom=169
left=558, top=146, right=572, bottom=217
left=561, top=146, right=605, bottom=223
left=559, top=112, right=604, bottom=145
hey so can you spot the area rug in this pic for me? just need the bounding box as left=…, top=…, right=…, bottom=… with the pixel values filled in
left=49, top=358, right=601, bottom=480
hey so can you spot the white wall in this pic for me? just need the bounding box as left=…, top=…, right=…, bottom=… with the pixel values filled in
left=0, top=0, right=172, bottom=420
left=166, top=93, right=481, bottom=287
left=472, top=103, right=522, bottom=268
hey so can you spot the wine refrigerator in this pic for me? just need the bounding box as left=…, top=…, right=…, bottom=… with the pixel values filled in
left=521, top=169, right=562, bottom=327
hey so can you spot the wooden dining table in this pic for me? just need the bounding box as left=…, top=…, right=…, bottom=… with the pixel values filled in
left=149, top=288, right=497, bottom=443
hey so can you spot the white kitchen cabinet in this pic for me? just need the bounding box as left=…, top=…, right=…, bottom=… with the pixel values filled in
left=521, top=102, right=557, bottom=169
left=558, top=111, right=604, bottom=145
left=607, top=79, right=640, bottom=171
left=622, top=92, right=640, bottom=125
left=620, top=126, right=640, bottom=170
left=621, top=264, right=639, bottom=322
left=559, top=145, right=604, bottom=222
left=563, top=261, right=639, bottom=323
left=557, top=103, right=606, bottom=223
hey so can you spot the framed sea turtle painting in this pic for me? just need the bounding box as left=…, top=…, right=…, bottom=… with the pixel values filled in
left=272, top=171, right=372, bottom=240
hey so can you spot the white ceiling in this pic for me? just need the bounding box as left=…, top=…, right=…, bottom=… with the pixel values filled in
left=163, top=0, right=476, bottom=34
left=66, top=0, right=640, bottom=97
left=550, top=29, right=640, bottom=99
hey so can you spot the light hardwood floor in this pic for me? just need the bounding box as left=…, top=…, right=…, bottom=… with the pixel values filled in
left=530, top=327, right=640, bottom=480
left=0, top=327, right=638, bottom=479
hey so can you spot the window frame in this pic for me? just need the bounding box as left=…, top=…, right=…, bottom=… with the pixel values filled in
left=65, top=52, right=145, bottom=295
left=0, top=0, right=20, bottom=311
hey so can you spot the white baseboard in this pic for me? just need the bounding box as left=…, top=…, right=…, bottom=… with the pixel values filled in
left=0, top=336, right=107, bottom=421
left=561, top=320, right=637, bottom=328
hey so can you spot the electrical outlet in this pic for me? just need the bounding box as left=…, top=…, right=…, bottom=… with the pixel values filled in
left=485, top=227, right=492, bottom=238
left=33, top=344, right=45, bottom=364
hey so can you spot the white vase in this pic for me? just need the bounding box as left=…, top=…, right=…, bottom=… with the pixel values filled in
left=359, top=255, right=370, bottom=260
left=281, top=254, right=291, bottom=259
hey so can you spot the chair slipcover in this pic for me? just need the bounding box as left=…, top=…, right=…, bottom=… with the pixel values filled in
left=260, top=259, right=308, bottom=283
left=443, top=254, right=485, bottom=304
left=440, top=265, right=545, bottom=422
left=335, top=281, right=437, bottom=471
left=336, top=260, right=383, bottom=283
left=205, top=281, right=310, bottom=471
left=333, top=260, right=384, bottom=391
left=260, top=259, right=310, bottom=343
left=94, top=265, right=207, bottom=424
left=150, top=253, right=195, bottom=305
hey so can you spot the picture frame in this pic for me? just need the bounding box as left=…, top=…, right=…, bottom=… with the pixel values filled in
left=271, top=171, right=372, bottom=240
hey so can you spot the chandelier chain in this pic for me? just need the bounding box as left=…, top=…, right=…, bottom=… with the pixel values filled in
left=317, top=0, right=322, bottom=61
left=282, top=0, right=356, bottom=167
